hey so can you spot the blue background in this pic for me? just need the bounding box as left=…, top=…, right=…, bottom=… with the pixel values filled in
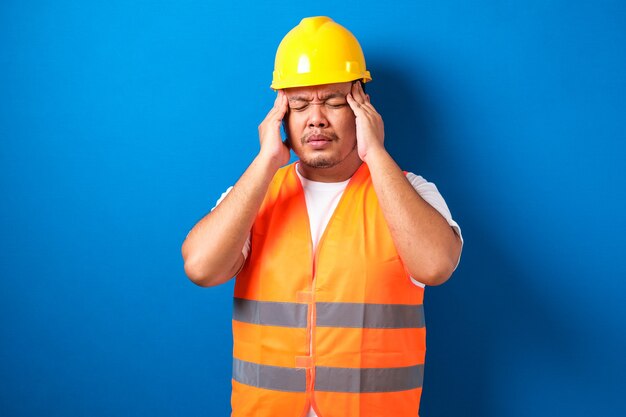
left=1, top=1, right=625, bottom=416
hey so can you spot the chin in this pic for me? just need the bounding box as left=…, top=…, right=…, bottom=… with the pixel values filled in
left=300, top=157, right=339, bottom=169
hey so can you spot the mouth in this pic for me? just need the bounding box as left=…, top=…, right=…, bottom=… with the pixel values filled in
left=306, top=134, right=332, bottom=142
left=306, top=135, right=333, bottom=149
left=304, top=133, right=336, bottom=148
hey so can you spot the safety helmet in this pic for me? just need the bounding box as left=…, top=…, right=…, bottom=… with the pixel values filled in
left=271, top=16, right=372, bottom=89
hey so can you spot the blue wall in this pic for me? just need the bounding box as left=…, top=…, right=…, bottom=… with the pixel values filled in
left=1, top=1, right=625, bottom=416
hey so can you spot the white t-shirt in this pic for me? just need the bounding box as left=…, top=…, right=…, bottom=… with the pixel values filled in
left=215, top=164, right=462, bottom=417
left=213, top=163, right=463, bottom=288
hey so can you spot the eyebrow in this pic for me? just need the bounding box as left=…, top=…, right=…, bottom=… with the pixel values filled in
left=288, top=92, right=347, bottom=102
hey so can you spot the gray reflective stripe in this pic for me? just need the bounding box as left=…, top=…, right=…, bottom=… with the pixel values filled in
left=232, top=358, right=306, bottom=392
left=316, top=302, right=425, bottom=328
left=233, top=298, right=308, bottom=328
left=315, top=364, right=424, bottom=393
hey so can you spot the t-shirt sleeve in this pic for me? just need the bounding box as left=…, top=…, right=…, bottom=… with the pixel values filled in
left=212, top=186, right=252, bottom=259
left=406, top=172, right=464, bottom=287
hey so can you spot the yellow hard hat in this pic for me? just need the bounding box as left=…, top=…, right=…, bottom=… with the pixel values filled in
left=271, top=16, right=372, bottom=89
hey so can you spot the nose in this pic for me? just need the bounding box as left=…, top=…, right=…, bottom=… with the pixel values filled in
left=307, top=104, right=328, bottom=128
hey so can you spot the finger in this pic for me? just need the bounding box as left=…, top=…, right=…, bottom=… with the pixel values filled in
left=346, top=92, right=363, bottom=114
left=352, top=82, right=367, bottom=104
left=351, top=82, right=362, bottom=102
left=354, top=86, right=379, bottom=114
left=357, top=82, right=372, bottom=104
left=264, top=91, right=287, bottom=122
left=272, top=89, right=283, bottom=109
left=275, top=91, right=289, bottom=122
left=358, top=83, right=372, bottom=106
left=279, top=90, right=288, bottom=113
left=349, top=94, right=378, bottom=120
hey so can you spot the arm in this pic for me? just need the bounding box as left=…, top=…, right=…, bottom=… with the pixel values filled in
left=347, top=82, right=462, bottom=286
left=181, top=91, right=290, bottom=287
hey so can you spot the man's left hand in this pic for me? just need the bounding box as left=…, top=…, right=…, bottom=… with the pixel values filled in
left=347, top=81, right=385, bottom=162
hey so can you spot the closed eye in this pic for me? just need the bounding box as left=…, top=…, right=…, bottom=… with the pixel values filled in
left=289, top=102, right=309, bottom=111
left=326, top=101, right=348, bottom=109
left=288, top=98, right=348, bottom=111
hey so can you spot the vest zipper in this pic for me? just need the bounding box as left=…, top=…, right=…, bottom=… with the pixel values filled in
left=308, top=238, right=316, bottom=392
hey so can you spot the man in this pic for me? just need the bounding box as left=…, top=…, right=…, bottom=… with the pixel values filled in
left=182, top=16, right=463, bottom=417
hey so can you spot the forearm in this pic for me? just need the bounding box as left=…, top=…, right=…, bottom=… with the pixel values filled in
left=181, top=154, right=280, bottom=286
left=365, top=148, right=462, bottom=285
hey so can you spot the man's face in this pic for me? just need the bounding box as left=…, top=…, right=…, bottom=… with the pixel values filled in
left=283, top=82, right=358, bottom=171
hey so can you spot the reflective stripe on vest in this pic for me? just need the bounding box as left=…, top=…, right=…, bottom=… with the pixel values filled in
left=233, top=297, right=308, bottom=328
left=234, top=298, right=424, bottom=329
left=316, top=302, right=425, bottom=329
left=233, top=358, right=424, bottom=393
left=233, top=358, right=307, bottom=392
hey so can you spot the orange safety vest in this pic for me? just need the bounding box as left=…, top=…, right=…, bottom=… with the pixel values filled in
left=231, top=162, right=426, bottom=417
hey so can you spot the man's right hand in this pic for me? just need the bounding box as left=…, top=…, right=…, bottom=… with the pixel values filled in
left=258, top=90, right=290, bottom=168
